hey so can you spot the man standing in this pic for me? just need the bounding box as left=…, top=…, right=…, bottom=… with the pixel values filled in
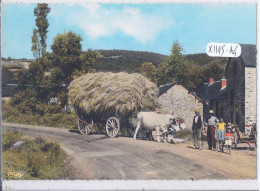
left=192, top=109, right=203, bottom=149
left=205, top=110, right=218, bottom=150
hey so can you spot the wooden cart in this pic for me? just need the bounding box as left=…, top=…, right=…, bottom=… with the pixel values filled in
left=77, top=112, right=136, bottom=138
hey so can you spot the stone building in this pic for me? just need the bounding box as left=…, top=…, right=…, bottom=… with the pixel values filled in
left=158, top=82, right=203, bottom=130
left=195, top=44, right=256, bottom=132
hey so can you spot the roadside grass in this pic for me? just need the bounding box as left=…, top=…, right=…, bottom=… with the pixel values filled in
left=2, top=100, right=78, bottom=129
left=2, top=130, right=72, bottom=180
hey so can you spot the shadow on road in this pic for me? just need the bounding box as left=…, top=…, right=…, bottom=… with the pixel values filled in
left=69, top=129, right=81, bottom=134
left=232, top=146, right=256, bottom=151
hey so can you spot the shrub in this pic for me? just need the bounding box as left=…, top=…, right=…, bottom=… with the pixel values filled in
left=2, top=90, right=78, bottom=129
left=2, top=130, right=22, bottom=151
left=2, top=132, right=72, bottom=180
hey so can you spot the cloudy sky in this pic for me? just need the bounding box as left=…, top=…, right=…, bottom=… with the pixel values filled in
left=2, top=3, right=256, bottom=59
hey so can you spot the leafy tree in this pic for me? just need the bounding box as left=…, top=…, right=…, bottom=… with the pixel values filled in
left=155, top=42, right=208, bottom=91
left=14, top=62, right=44, bottom=86
left=31, top=29, right=41, bottom=60
left=51, top=31, right=98, bottom=84
left=154, top=42, right=224, bottom=91
left=33, top=4, right=51, bottom=58
left=156, top=42, right=189, bottom=85
left=200, top=61, right=224, bottom=83
left=140, top=62, right=157, bottom=83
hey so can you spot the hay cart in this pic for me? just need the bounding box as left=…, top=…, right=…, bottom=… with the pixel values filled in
left=77, top=112, right=136, bottom=137
left=69, top=72, right=158, bottom=138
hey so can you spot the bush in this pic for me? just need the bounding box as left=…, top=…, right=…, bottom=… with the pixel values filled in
left=2, top=90, right=78, bottom=129
left=2, top=132, right=72, bottom=180
left=2, top=130, right=22, bottom=151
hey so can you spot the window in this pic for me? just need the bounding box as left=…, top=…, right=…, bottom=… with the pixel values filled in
left=233, top=62, right=237, bottom=75
left=230, top=89, right=234, bottom=105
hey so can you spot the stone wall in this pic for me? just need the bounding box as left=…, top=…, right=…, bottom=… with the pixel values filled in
left=158, top=84, right=203, bottom=130
left=245, top=67, right=257, bottom=125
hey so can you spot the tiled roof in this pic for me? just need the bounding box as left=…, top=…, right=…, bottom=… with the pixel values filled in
left=195, top=81, right=227, bottom=102
left=158, top=82, right=177, bottom=97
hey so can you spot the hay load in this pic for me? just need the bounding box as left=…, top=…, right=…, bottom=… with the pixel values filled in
left=68, top=72, right=158, bottom=120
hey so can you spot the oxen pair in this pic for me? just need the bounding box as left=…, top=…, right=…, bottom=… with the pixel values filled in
left=133, top=112, right=186, bottom=142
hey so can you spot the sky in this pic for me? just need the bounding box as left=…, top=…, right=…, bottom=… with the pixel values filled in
left=2, top=3, right=256, bottom=59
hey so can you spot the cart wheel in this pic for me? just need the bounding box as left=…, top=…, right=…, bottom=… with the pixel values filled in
left=106, top=117, right=120, bottom=137
left=78, top=116, right=93, bottom=135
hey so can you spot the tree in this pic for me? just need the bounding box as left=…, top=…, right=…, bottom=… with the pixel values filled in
left=140, top=62, right=157, bottom=83
left=33, top=4, right=51, bottom=58
left=31, top=29, right=41, bottom=60
left=200, top=61, right=224, bottom=83
left=156, top=42, right=187, bottom=84
left=51, top=31, right=98, bottom=84
left=155, top=42, right=204, bottom=91
left=14, top=62, right=44, bottom=86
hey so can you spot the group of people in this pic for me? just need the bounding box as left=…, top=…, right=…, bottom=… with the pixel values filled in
left=192, top=109, right=233, bottom=153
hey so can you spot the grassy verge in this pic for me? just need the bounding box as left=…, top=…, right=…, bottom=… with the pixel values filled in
left=2, top=130, right=72, bottom=180
left=2, top=101, right=78, bottom=129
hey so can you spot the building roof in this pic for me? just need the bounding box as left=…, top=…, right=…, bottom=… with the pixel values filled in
left=158, top=82, right=177, bottom=97
left=239, top=44, right=256, bottom=67
left=195, top=81, right=227, bottom=102
left=158, top=82, right=203, bottom=103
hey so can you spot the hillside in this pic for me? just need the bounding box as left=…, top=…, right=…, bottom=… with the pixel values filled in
left=94, top=50, right=167, bottom=73
left=93, top=50, right=228, bottom=73
left=185, top=53, right=228, bottom=69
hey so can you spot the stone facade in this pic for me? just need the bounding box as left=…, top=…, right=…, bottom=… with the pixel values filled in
left=244, top=67, right=257, bottom=125
left=224, top=57, right=256, bottom=131
left=158, top=84, right=203, bottom=130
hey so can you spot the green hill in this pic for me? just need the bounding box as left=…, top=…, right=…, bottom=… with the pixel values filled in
left=93, top=50, right=228, bottom=73
left=185, top=53, right=228, bottom=69
left=94, top=49, right=167, bottom=73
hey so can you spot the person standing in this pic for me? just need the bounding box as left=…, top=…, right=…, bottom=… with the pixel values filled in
left=216, top=118, right=226, bottom=152
left=205, top=110, right=218, bottom=150
left=192, top=109, right=203, bottom=149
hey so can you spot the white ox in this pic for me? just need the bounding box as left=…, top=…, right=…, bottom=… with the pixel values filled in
left=133, top=112, right=186, bottom=142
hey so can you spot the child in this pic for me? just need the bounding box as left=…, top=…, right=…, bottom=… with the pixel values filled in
left=216, top=118, right=225, bottom=152
left=225, top=126, right=233, bottom=154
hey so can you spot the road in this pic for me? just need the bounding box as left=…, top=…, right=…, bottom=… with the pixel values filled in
left=2, top=123, right=257, bottom=180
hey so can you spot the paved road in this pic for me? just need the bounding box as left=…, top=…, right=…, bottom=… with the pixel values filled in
left=2, top=123, right=256, bottom=180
